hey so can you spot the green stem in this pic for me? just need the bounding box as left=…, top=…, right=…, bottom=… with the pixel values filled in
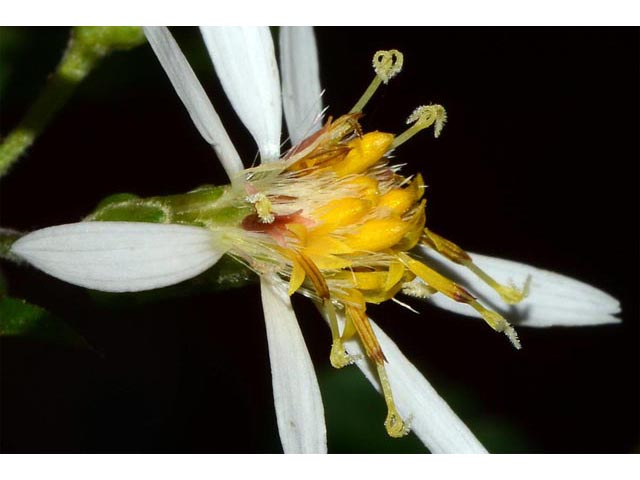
left=0, top=27, right=145, bottom=178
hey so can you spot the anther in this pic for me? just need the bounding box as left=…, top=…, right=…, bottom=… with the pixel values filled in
left=246, top=192, right=274, bottom=223
left=350, top=49, right=404, bottom=114
left=391, top=104, right=447, bottom=150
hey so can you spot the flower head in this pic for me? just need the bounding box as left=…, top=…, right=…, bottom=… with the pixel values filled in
left=9, top=27, right=621, bottom=453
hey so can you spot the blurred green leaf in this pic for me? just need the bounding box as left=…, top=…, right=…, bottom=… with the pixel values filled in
left=0, top=269, right=7, bottom=295
left=422, top=382, right=535, bottom=453
left=472, top=416, right=534, bottom=453
left=320, top=361, right=535, bottom=453
left=0, top=27, right=27, bottom=97
left=0, top=296, right=91, bottom=350
left=321, top=366, right=425, bottom=453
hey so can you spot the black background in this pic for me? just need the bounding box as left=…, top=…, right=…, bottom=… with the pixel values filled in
left=1, top=27, right=638, bottom=453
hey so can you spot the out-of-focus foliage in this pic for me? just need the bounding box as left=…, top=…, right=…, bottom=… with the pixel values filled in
left=0, top=296, right=91, bottom=350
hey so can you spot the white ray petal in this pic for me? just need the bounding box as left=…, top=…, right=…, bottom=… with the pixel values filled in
left=200, top=27, right=282, bottom=162
left=143, top=27, right=243, bottom=179
left=417, top=246, right=621, bottom=327
left=340, top=316, right=487, bottom=453
left=10, top=222, right=226, bottom=292
left=260, top=277, right=327, bottom=453
left=279, top=26, right=324, bottom=146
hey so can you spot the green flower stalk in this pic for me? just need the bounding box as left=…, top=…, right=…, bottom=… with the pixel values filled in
left=0, top=27, right=145, bottom=178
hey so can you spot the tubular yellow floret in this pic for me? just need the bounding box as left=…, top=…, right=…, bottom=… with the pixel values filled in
left=344, top=217, right=409, bottom=252
left=288, top=258, right=306, bottom=296
left=379, top=187, right=419, bottom=215
left=312, top=197, right=372, bottom=232
left=332, top=132, right=395, bottom=177
left=345, top=175, right=380, bottom=203
left=336, top=271, right=389, bottom=291
left=385, top=261, right=407, bottom=291
left=331, top=264, right=409, bottom=306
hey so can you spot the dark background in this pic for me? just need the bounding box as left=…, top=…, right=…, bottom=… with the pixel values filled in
left=1, top=27, right=638, bottom=453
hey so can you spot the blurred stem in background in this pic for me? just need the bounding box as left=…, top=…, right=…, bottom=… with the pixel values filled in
left=0, top=228, right=22, bottom=262
left=0, top=26, right=146, bottom=178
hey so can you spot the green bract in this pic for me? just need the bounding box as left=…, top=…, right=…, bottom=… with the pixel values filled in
left=87, top=185, right=251, bottom=227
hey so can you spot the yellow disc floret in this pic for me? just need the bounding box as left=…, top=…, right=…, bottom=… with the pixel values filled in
left=332, top=132, right=394, bottom=177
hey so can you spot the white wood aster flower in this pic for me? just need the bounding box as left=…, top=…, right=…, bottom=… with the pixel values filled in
left=10, top=27, right=620, bottom=454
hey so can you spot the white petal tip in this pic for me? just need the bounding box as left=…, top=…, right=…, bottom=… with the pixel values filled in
left=418, top=247, right=623, bottom=328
